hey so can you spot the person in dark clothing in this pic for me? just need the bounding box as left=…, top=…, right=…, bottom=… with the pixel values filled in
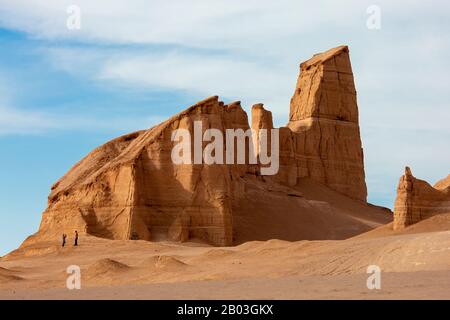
left=74, top=230, right=79, bottom=246
left=62, top=234, right=67, bottom=247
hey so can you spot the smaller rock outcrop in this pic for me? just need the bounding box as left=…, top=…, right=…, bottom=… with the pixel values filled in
left=393, top=167, right=450, bottom=230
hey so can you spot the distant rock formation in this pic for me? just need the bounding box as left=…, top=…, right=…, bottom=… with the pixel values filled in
left=393, top=167, right=450, bottom=230
left=26, top=46, right=390, bottom=247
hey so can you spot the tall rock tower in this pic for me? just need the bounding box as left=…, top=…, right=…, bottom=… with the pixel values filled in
left=286, top=45, right=367, bottom=201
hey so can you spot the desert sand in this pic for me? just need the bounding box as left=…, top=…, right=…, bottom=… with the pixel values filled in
left=1, top=214, right=449, bottom=299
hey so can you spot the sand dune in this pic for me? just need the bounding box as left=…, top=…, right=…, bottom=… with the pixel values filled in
left=1, top=221, right=450, bottom=299
left=140, top=255, right=189, bottom=271
left=87, top=259, right=130, bottom=276
left=1, top=208, right=449, bottom=297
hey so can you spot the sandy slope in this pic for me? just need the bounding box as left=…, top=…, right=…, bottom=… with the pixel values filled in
left=232, top=178, right=391, bottom=243
left=1, top=217, right=449, bottom=299
left=2, top=271, right=450, bottom=300
left=353, top=213, right=450, bottom=239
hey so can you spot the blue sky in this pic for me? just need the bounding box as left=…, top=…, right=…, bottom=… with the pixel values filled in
left=0, top=0, right=449, bottom=255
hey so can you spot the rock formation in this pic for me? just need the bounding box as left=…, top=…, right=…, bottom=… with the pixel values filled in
left=25, top=45, right=390, bottom=247
left=393, top=167, right=450, bottom=230
left=285, top=45, right=367, bottom=201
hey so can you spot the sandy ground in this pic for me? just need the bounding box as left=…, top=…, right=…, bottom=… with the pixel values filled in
left=1, top=271, right=450, bottom=300
left=1, top=218, right=450, bottom=300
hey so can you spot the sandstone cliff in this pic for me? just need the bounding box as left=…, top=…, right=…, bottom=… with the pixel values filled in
left=285, top=45, right=367, bottom=201
left=393, top=167, right=450, bottom=230
left=25, top=46, right=390, bottom=247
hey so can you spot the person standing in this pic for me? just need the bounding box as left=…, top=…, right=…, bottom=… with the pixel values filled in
left=74, top=230, right=79, bottom=246
left=62, top=234, right=67, bottom=247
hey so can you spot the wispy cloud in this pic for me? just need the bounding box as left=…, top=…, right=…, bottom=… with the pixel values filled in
left=1, top=1, right=448, bottom=51
left=0, top=104, right=164, bottom=136
left=0, top=105, right=58, bottom=135
left=0, top=75, right=163, bottom=135
left=0, top=0, right=361, bottom=49
left=43, top=47, right=293, bottom=114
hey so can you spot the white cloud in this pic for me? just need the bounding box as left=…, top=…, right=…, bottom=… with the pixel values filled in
left=0, top=0, right=360, bottom=49
left=1, top=0, right=448, bottom=56
left=41, top=46, right=296, bottom=122
left=99, top=52, right=293, bottom=110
